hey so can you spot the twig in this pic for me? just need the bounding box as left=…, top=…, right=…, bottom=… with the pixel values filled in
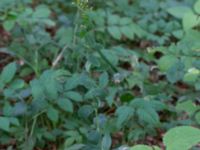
left=52, top=44, right=68, bottom=68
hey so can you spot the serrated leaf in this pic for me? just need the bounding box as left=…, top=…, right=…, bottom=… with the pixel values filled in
left=99, top=72, right=109, bottom=87
left=33, top=5, right=51, bottom=18
left=0, top=117, right=10, bottom=132
left=40, top=70, right=59, bottom=99
left=56, top=27, right=73, bottom=46
left=13, top=102, right=27, bottom=116
left=64, top=74, right=80, bottom=90
left=119, top=17, right=132, bottom=25
left=158, top=55, right=178, bottom=71
left=163, top=126, right=200, bottom=150
left=47, top=107, right=59, bottom=123
left=194, top=0, right=200, bottom=14
left=57, top=98, right=73, bottom=113
left=183, top=12, right=200, bottom=31
left=120, top=25, right=134, bottom=39
left=167, top=6, right=191, bottom=19
left=137, top=108, right=159, bottom=126
left=116, top=106, right=134, bottom=127
left=9, top=117, right=20, bottom=126
left=105, top=87, right=117, bottom=106
left=195, top=112, right=200, bottom=124
left=30, top=79, right=45, bottom=100
left=65, top=91, right=82, bottom=102
left=108, top=26, right=121, bottom=40
left=0, top=62, right=17, bottom=84
left=102, top=133, right=112, bottom=150
left=183, top=68, right=199, bottom=83
left=166, top=61, right=185, bottom=83
left=64, top=137, right=75, bottom=147
left=176, top=100, right=197, bottom=115
left=78, top=105, right=94, bottom=118
left=107, top=14, right=120, bottom=25
left=129, top=23, right=147, bottom=38
left=3, top=20, right=15, bottom=31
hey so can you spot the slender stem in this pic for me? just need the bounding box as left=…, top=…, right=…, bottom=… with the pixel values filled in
left=51, top=44, right=68, bottom=68
left=73, top=10, right=80, bottom=46
left=29, top=110, right=46, bottom=137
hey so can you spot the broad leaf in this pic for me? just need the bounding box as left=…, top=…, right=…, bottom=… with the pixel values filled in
left=167, top=6, right=191, bottom=19
left=30, top=79, right=45, bottom=100
left=47, top=107, right=59, bottom=123
left=183, top=12, right=200, bottom=31
left=158, top=55, right=178, bottom=71
left=107, top=14, right=120, bottom=25
left=163, top=126, right=200, bottom=150
left=120, top=25, right=134, bottom=39
left=3, top=20, right=15, bottom=31
left=0, top=62, right=17, bottom=84
left=99, top=72, right=109, bottom=88
left=0, top=117, right=10, bottom=132
left=116, top=106, right=134, bottom=127
left=57, top=98, right=73, bottom=113
left=194, top=0, right=200, bottom=14
left=102, top=133, right=112, bottom=150
left=108, top=26, right=121, bottom=40
left=33, top=5, right=51, bottom=18
left=65, top=91, right=82, bottom=102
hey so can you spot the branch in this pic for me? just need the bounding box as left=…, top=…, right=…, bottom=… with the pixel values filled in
left=52, top=44, right=68, bottom=68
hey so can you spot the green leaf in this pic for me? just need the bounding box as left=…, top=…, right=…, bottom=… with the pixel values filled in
left=0, top=117, right=10, bottom=132
left=183, top=11, right=200, bottom=31
left=166, top=61, right=185, bottom=83
left=0, top=62, right=17, bottom=84
left=99, top=72, right=109, bottom=88
left=164, top=126, right=200, bottom=150
left=129, top=23, right=147, bottom=38
left=183, top=68, right=200, bottom=83
left=101, top=133, right=112, bottom=150
left=78, top=105, right=94, bottom=118
left=194, top=0, right=200, bottom=14
left=30, top=79, right=45, bottom=100
left=33, top=5, right=51, bottom=18
left=64, top=137, right=75, bottom=147
left=120, top=91, right=134, bottom=102
left=119, top=17, right=132, bottom=25
left=65, top=91, right=82, bottom=102
left=167, top=6, right=191, bottom=19
left=176, top=100, right=198, bottom=115
left=56, top=27, right=73, bottom=46
left=108, top=26, right=121, bottom=40
left=137, top=108, right=160, bottom=126
left=64, top=74, right=80, bottom=90
left=116, top=106, right=134, bottom=127
left=130, top=145, right=160, bottom=150
left=195, top=112, right=200, bottom=124
left=120, top=25, right=134, bottom=39
left=47, top=107, right=59, bottom=123
left=57, top=98, right=73, bottom=113
left=157, top=55, right=178, bottom=71
left=3, top=20, right=15, bottom=31
left=9, top=117, right=20, bottom=126
left=107, top=14, right=120, bottom=25
left=40, top=70, right=59, bottom=99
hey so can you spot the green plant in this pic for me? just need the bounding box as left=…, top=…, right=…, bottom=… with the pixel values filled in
left=0, top=0, right=200, bottom=149
left=130, top=126, right=200, bottom=150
